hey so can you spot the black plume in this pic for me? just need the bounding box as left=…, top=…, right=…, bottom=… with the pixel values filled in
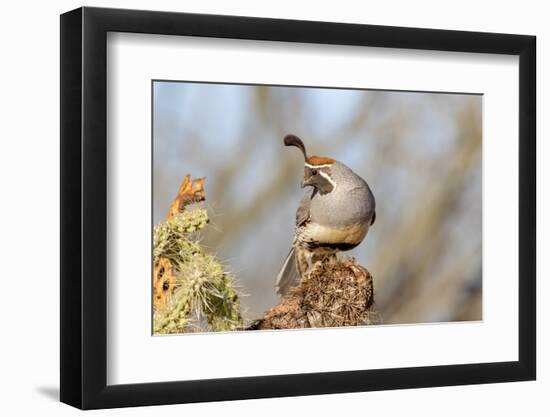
left=283, top=134, right=307, bottom=160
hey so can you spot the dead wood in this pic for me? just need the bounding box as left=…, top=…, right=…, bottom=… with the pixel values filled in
left=248, top=257, right=379, bottom=330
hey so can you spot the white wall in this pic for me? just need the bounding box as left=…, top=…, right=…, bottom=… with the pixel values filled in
left=0, top=0, right=545, bottom=415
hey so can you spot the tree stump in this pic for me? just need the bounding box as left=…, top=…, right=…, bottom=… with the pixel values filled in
left=249, top=257, right=379, bottom=330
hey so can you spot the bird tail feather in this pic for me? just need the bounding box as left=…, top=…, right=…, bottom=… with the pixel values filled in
left=275, top=247, right=300, bottom=296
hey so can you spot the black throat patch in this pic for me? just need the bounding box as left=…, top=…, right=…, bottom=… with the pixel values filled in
left=306, top=166, right=334, bottom=195
left=315, top=174, right=334, bottom=194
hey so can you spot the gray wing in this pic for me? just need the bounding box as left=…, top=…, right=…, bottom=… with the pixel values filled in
left=275, top=191, right=312, bottom=296
left=295, top=191, right=313, bottom=227
left=275, top=191, right=313, bottom=297
left=274, top=247, right=299, bottom=296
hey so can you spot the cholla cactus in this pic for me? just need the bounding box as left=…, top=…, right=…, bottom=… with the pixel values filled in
left=153, top=207, right=243, bottom=334
left=153, top=207, right=208, bottom=266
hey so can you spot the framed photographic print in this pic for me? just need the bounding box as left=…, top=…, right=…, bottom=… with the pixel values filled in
left=60, top=6, right=536, bottom=409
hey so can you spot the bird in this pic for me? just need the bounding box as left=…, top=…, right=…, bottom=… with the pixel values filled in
left=275, top=134, right=376, bottom=296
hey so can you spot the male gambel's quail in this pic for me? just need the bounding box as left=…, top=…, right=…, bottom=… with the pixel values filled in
left=275, top=134, right=376, bottom=296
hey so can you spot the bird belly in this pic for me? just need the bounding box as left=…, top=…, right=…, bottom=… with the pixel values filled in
left=300, top=222, right=369, bottom=250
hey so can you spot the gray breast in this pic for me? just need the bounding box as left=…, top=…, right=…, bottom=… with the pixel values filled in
left=309, top=162, right=375, bottom=228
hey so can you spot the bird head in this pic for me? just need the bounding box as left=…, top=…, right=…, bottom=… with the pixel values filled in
left=284, top=134, right=336, bottom=194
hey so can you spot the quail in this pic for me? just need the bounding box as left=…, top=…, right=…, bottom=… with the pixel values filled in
left=275, top=134, right=376, bottom=296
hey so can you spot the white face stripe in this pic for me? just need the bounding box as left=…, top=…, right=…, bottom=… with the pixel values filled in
left=318, top=170, right=336, bottom=190
left=304, top=162, right=333, bottom=169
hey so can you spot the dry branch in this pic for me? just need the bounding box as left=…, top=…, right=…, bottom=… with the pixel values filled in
left=167, top=174, right=206, bottom=219
left=248, top=257, right=380, bottom=330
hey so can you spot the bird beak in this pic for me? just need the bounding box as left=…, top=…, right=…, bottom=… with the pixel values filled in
left=301, top=177, right=314, bottom=188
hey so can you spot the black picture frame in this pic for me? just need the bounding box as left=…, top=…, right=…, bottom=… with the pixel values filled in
left=60, top=6, right=536, bottom=410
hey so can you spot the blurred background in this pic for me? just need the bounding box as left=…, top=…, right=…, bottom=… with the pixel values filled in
left=153, top=81, right=482, bottom=325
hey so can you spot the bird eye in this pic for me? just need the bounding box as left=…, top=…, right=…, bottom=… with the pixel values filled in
left=311, top=169, right=318, bottom=175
